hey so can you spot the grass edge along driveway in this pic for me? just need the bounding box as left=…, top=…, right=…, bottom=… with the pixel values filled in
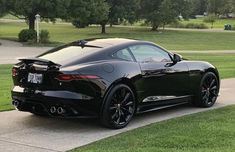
left=70, top=105, right=235, bottom=152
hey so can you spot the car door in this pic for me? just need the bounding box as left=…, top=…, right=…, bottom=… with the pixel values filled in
left=129, top=44, right=189, bottom=103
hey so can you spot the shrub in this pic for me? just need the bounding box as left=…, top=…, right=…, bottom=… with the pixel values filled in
left=198, top=23, right=208, bottom=29
left=203, top=14, right=217, bottom=29
left=185, top=23, right=195, bottom=28
left=167, top=22, right=185, bottom=28
left=168, top=22, right=208, bottom=29
left=182, top=23, right=206, bottom=29
left=40, top=30, right=50, bottom=43
left=18, top=29, right=37, bottom=42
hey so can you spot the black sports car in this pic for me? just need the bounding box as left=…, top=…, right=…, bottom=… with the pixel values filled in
left=12, top=38, right=220, bottom=129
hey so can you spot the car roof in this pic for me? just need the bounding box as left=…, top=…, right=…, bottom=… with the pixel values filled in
left=38, top=38, right=167, bottom=66
left=81, top=38, right=139, bottom=48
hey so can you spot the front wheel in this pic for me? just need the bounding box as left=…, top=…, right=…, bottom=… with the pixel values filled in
left=194, top=72, right=219, bottom=107
left=101, top=84, right=136, bottom=129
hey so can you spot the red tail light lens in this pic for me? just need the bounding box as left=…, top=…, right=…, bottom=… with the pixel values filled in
left=12, top=68, right=18, bottom=77
left=56, top=74, right=100, bottom=81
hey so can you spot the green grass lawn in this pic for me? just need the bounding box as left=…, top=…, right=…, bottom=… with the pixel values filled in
left=0, top=64, right=13, bottom=111
left=70, top=105, right=235, bottom=152
left=182, top=53, right=235, bottom=79
left=181, top=18, right=235, bottom=29
left=1, top=53, right=235, bottom=112
left=1, top=21, right=235, bottom=50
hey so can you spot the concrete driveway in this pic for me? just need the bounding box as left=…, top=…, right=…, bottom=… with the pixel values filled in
left=0, top=78, right=234, bottom=152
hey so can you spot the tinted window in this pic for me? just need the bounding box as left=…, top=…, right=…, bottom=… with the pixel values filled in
left=129, top=45, right=171, bottom=63
left=112, top=48, right=134, bottom=61
left=39, top=46, right=100, bottom=64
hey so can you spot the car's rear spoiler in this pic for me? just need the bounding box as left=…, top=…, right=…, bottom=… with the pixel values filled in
left=18, top=58, right=61, bottom=66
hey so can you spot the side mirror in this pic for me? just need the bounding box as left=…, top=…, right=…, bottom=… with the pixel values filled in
left=173, top=54, right=182, bottom=63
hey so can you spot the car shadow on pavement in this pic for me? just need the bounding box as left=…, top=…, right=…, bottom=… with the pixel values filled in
left=20, top=103, right=200, bottom=131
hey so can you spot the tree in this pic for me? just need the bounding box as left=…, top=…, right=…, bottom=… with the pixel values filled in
left=190, top=0, right=207, bottom=16
left=207, top=0, right=223, bottom=14
left=107, top=0, right=140, bottom=27
left=91, top=0, right=109, bottom=33
left=160, top=0, right=177, bottom=29
left=69, top=0, right=139, bottom=33
left=0, top=0, right=7, bottom=17
left=140, top=0, right=191, bottom=31
left=69, top=0, right=95, bottom=28
left=233, top=0, right=235, bottom=13
left=8, top=0, right=69, bottom=30
left=206, top=0, right=235, bottom=17
left=139, top=0, right=163, bottom=31
left=68, top=0, right=109, bottom=33
left=218, top=0, right=234, bottom=17
left=172, top=0, right=191, bottom=19
left=121, top=0, right=140, bottom=25
left=203, top=14, right=217, bottom=28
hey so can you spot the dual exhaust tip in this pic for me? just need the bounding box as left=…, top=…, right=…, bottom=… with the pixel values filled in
left=13, top=100, right=66, bottom=115
left=13, top=100, right=20, bottom=109
left=50, top=106, right=66, bottom=115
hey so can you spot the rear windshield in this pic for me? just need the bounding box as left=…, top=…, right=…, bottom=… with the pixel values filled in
left=38, top=46, right=100, bottom=64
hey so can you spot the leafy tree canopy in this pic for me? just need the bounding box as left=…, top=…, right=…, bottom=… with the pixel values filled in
left=68, top=0, right=109, bottom=33
left=140, top=0, right=191, bottom=31
left=0, top=0, right=7, bottom=17
left=7, top=0, right=69, bottom=29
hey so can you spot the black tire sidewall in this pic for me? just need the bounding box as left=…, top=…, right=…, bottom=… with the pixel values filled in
left=101, top=84, right=136, bottom=129
left=196, top=72, right=219, bottom=108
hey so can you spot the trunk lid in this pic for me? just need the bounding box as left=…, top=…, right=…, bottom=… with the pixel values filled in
left=13, top=58, right=61, bottom=90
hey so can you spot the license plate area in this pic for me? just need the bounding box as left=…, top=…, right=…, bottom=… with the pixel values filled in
left=27, top=73, right=43, bottom=84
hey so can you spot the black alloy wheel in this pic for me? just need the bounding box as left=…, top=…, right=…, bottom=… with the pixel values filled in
left=101, top=84, right=136, bottom=129
left=195, top=72, right=219, bottom=107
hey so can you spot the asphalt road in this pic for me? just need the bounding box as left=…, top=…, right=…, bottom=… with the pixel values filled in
left=0, top=46, right=51, bottom=64
left=0, top=39, right=52, bottom=64
left=0, top=78, right=234, bottom=152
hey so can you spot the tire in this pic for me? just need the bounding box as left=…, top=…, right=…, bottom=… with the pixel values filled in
left=193, top=72, right=219, bottom=108
left=101, top=84, right=136, bottom=129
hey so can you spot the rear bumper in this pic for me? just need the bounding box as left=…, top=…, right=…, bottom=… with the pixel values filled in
left=11, top=86, right=102, bottom=118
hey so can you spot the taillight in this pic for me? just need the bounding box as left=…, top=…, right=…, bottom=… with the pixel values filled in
left=12, top=68, right=18, bottom=77
left=55, top=74, right=100, bottom=81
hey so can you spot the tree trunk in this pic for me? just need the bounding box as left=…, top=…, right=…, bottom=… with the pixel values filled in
left=101, top=23, right=106, bottom=34
left=151, top=21, right=159, bottom=31
left=163, top=24, right=165, bottom=30
left=151, top=25, right=159, bottom=31
left=28, top=15, right=35, bottom=30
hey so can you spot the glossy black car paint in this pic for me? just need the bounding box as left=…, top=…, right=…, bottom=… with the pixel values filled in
left=11, top=38, right=220, bottom=118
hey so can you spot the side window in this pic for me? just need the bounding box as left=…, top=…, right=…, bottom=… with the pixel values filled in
left=112, top=48, right=134, bottom=61
left=129, top=45, right=171, bottom=63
